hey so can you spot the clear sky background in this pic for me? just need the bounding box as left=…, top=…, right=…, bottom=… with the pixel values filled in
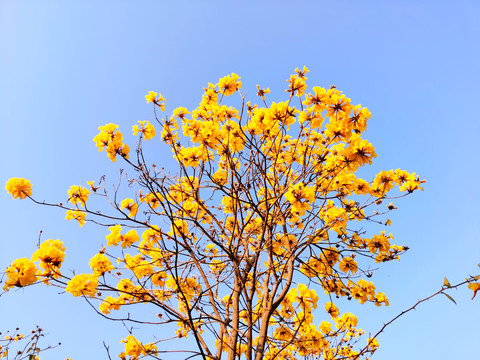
left=1, top=1, right=479, bottom=359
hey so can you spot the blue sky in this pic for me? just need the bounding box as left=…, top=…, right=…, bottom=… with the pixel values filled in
left=1, top=1, right=479, bottom=359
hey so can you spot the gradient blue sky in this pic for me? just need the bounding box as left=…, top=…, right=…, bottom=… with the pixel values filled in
left=1, top=1, right=479, bottom=359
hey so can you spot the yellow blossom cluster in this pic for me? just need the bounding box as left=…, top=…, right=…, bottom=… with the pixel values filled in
left=65, top=209, right=86, bottom=226
left=67, top=185, right=90, bottom=207
left=3, top=239, right=66, bottom=291
left=140, top=192, right=163, bottom=210
left=2, top=258, right=38, bottom=290
left=285, top=182, right=315, bottom=216
left=31, top=239, right=65, bottom=279
left=218, top=73, right=242, bottom=96
left=65, top=274, right=98, bottom=298
left=120, top=198, right=138, bottom=218
left=93, top=123, right=130, bottom=162
left=5, top=178, right=32, bottom=199
left=268, top=284, right=366, bottom=358
left=124, top=254, right=153, bottom=279
left=145, top=91, right=166, bottom=111
left=119, top=335, right=157, bottom=360
left=132, top=120, right=156, bottom=141
left=89, top=253, right=114, bottom=277
left=106, top=225, right=139, bottom=248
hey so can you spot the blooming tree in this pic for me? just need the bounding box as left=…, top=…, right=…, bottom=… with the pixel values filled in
left=3, top=68, right=479, bottom=360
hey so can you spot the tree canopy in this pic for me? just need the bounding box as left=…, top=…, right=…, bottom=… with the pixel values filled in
left=3, top=68, right=478, bottom=360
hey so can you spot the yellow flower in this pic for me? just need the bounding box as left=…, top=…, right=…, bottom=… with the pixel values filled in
left=120, top=335, right=142, bottom=359
left=65, top=274, right=98, bottom=298
left=295, top=66, right=309, bottom=78
left=143, top=342, right=158, bottom=356
left=124, top=254, right=153, bottom=279
left=172, top=107, right=190, bottom=120
left=374, top=292, right=389, bottom=306
left=132, top=120, right=156, bottom=140
left=371, top=170, right=396, bottom=195
left=319, top=321, right=333, bottom=335
left=218, top=73, right=241, bottom=96
left=31, top=239, right=66, bottom=277
left=89, top=253, right=114, bottom=277
left=3, top=258, right=38, bottom=291
left=256, top=84, right=270, bottom=100
left=177, top=146, right=202, bottom=167
left=106, top=224, right=122, bottom=246
left=344, top=133, right=377, bottom=167
left=145, top=91, right=166, bottom=110
left=145, top=91, right=157, bottom=103
left=141, top=225, right=162, bottom=243
left=5, top=178, right=32, bottom=199
left=272, top=325, right=293, bottom=341
left=286, top=74, right=307, bottom=96
left=296, top=283, right=319, bottom=310
left=160, top=124, right=179, bottom=145
left=93, top=124, right=130, bottom=162
left=93, top=123, right=118, bottom=151
left=65, top=209, right=86, bottom=226
left=119, top=143, right=130, bottom=159
left=367, top=232, right=391, bottom=254
left=68, top=185, right=90, bottom=207
left=325, top=302, right=339, bottom=318
left=121, top=198, right=138, bottom=218
left=140, top=192, right=163, bottom=209
left=98, top=123, right=119, bottom=134
left=284, top=182, right=315, bottom=216
left=106, top=135, right=130, bottom=162
left=87, top=180, right=99, bottom=192
left=399, top=173, right=426, bottom=193
left=334, top=312, right=358, bottom=330
left=106, top=225, right=139, bottom=248
left=151, top=271, right=167, bottom=287
left=298, top=107, right=323, bottom=129
left=99, top=295, right=122, bottom=314
left=367, top=337, right=379, bottom=350
left=339, top=256, right=358, bottom=274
